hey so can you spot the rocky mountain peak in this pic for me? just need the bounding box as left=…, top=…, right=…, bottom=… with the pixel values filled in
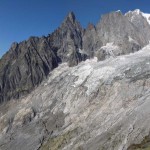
left=125, top=9, right=142, bottom=17
left=125, top=9, right=142, bottom=18
left=64, top=11, right=76, bottom=23
left=87, top=23, right=95, bottom=30
left=10, top=42, right=18, bottom=49
left=133, top=9, right=141, bottom=14
left=125, top=9, right=150, bottom=42
left=125, top=9, right=150, bottom=25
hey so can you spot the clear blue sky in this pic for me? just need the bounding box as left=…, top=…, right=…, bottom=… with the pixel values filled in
left=1, top=0, right=150, bottom=57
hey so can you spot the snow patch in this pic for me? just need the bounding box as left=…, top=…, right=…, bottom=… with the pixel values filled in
left=142, top=12, right=150, bottom=25
left=71, top=57, right=98, bottom=88
left=128, top=36, right=139, bottom=45
left=78, top=48, right=88, bottom=55
left=125, top=9, right=141, bottom=16
left=116, top=10, right=121, bottom=13
left=72, top=63, right=93, bottom=87
left=101, top=43, right=118, bottom=50
left=85, top=66, right=115, bottom=95
left=134, top=9, right=140, bottom=15
left=45, top=63, right=69, bottom=86
left=101, top=42, right=120, bottom=57
left=125, top=9, right=142, bottom=22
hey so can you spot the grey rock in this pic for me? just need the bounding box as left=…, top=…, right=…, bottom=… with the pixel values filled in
left=0, top=36, right=58, bottom=103
left=125, top=9, right=150, bottom=42
left=82, top=23, right=100, bottom=57
left=48, top=12, right=85, bottom=63
left=0, top=12, right=85, bottom=103
left=1, top=44, right=150, bottom=149
left=96, top=11, right=147, bottom=55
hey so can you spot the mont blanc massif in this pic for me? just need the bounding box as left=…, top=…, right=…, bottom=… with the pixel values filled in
left=1, top=9, right=150, bottom=150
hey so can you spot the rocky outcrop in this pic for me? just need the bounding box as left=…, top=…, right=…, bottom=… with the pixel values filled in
left=82, top=23, right=99, bottom=57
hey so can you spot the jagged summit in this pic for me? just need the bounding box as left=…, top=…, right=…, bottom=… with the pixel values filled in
left=87, top=23, right=95, bottom=30
left=125, top=9, right=141, bottom=16
left=116, top=10, right=121, bottom=13
left=125, top=9, right=150, bottom=25
left=125, top=9, right=150, bottom=42
left=64, top=11, right=76, bottom=23
left=132, top=9, right=141, bottom=14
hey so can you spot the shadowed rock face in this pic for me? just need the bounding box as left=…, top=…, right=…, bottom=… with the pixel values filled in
left=0, top=37, right=58, bottom=102
left=1, top=9, right=150, bottom=104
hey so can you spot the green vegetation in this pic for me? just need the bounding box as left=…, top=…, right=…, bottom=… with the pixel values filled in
left=41, top=128, right=79, bottom=150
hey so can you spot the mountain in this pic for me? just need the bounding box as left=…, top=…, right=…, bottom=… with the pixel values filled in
left=1, top=9, right=150, bottom=150
left=125, top=9, right=150, bottom=42
left=0, top=12, right=86, bottom=103
left=1, top=9, right=150, bottom=103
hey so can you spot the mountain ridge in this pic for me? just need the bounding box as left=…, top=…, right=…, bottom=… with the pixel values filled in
left=0, top=9, right=150, bottom=103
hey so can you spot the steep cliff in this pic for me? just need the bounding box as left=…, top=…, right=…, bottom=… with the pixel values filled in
left=0, top=12, right=85, bottom=103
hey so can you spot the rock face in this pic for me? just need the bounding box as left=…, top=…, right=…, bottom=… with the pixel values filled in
left=82, top=23, right=99, bottom=57
left=96, top=11, right=147, bottom=57
left=47, top=12, right=86, bottom=66
left=125, top=9, right=150, bottom=42
left=0, top=12, right=85, bottom=103
left=1, top=9, right=150, bottom=150
left=1, top=44, right=150, bottom=150
left=0, top=37, right=58, bottom=102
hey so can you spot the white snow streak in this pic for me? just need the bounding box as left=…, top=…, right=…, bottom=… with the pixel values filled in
left=142, top=12, right=150, bottom=25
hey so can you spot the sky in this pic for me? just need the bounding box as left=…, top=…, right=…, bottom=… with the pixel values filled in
left=1, top=0, right=150, bottom=57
